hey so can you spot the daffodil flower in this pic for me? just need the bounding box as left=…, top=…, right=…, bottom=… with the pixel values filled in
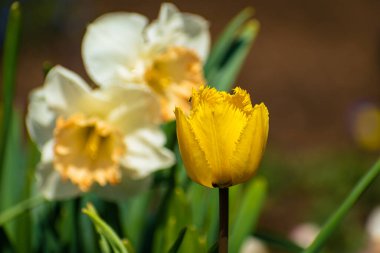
left=82, top=3, right=210, bottom=120
left=27, top=65, right=175, bottom=201
left=175, top=86, right=269, bottom=188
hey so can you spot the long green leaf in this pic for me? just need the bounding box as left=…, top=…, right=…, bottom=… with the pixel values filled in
left=304, top=158, right=380, bottom=253
left=208, top=20, right=259, bottom=91
left=0, top=1, right=21, bottom=178
left=153, top=188, right=192, bottom=253
left=204, top=7, right=254, bottom=74
left=83, top=203, right=129, bottom=253
left=0, top=195, right=45, bottom=226
left=230, top=177, right=267, bottom=252
left=167, top=227, right=187, bottom=253
left=119, top=192, right=151, bottom=249
left=0, top=109, right=31, bottom=251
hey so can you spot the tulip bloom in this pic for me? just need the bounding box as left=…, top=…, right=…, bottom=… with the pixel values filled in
left=27, top=66, right=175, bottom=201
left=175, top=86, right=269, bottom=188
left=82, top=3, right=210, bottom=121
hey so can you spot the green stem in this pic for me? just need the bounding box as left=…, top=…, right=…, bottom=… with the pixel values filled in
left=0, top=195, right=45, bottom=226
left=219, top=188, right=229, bottom=253
left=304, top=158, right=380, bottom=253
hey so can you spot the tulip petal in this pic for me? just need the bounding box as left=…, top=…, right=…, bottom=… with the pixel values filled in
left=82, top=12, right=148, bottom=86
left=36, top=141, right=81, bottom=200
left=189, top=101, right=249, bottom=187
left=26, top=88, right=56, bottom=148
left=230, top=103, right=269, bottom=184
left=121, top=127, right=175, bottom=178
left=175, top=107, right=214, bottom=187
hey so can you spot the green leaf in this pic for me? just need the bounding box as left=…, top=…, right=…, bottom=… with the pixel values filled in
left=0, top=1, right=21, bottom=177
left=153, top=188, right=191, bottom=253
left=304, top=158, right=380, bottom=253
left=0, top=226, right=13, bottom=252
left=0, top=109, right=33, bottom=252
left=153, top=188, right=205, bottom=253
left=230, top=177, right=267, bottom=253
left=0, top=195, right=45, bottom=227
left=204, top=7, right=254, bottom=75
left=83, top=203, right=130, bottom=253
left=80, top=204, right=99, bottom=253
left=119, top=191, right=151, bottom=249
left=161, top=120, right=177, bottom=149
left=0, top=3, right=25, bottom=247
left=168, top=227, right=187, bottom=253
left=204, top=190, right=219, bottom=249
left=179, top=225, right=207, bottom=253
left=186, top=183, right=218, bottom=248
left=207, top=20, right=259, bottom=91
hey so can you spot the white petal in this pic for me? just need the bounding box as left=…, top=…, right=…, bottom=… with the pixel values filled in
left=44, top=65, right=92, bottom=116
left=36, top=141, right=81, bottom=200
left=26, top=88, right=56, bottom=148
left=146, top=3, right=210, bottom=61
left=122, top=127, right=175, bottom=178
left=92, top=171, right=152, bottom=202
left=158, top=3, right=180, bottom=23
left=105, top=84, right=161, bottom=134
left=82, top=12, right=148, bottom=86
left=180, top=13, right=210, bottom=60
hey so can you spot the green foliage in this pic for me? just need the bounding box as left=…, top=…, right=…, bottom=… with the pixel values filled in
left=83, top=203, right=130, bottom=253
left=204, top=8, right=259, bottom=91
left=230, top=177, right=267, bottom=252
left=0, top=2, right=21, bottom=176
left=304, top=158, right=380, bottom=253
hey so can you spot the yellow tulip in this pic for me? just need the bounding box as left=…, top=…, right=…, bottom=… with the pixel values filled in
left=175, top=86, right=269, bottom=188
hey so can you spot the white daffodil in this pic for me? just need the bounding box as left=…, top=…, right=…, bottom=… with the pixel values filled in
left=82, top=3, right=210, bottom=120
left=27, top=65, right=175, bottom=201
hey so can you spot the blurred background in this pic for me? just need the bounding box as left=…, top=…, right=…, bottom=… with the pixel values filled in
left=0, top=0, right=379, bottom=252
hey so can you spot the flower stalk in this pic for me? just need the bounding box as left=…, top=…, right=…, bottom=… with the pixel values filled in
left=219, top=187, right=229, bottom=253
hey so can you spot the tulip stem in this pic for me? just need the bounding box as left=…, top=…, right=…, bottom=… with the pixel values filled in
left=219, top=187, right=229, bottom=253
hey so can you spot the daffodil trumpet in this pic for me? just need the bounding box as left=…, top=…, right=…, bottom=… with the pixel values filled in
left=175, top=85, right=269, bottom=253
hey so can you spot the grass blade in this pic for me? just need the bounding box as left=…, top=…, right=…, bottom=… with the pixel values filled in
left=304, top=158, right=380, bottom=253
left=167, top=227, right=187, bottom=253
left=0, top=1, right=21, bottom=177
left=0, top=195, right=45, bottom=226
left=83, top=203, right=129, bottom=253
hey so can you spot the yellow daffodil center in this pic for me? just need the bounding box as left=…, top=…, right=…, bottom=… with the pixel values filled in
left=144, top=46, right=205, bottom=120
left=53, top=114, right=126, bottom=191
